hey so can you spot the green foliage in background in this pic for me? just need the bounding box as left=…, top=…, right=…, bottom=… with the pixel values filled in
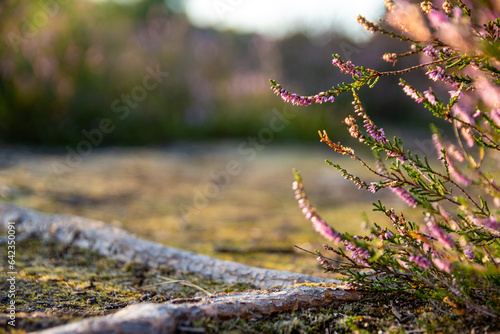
left=0, top=0, right=358, bottom=146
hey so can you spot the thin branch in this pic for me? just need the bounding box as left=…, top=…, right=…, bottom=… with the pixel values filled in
left=141, top=276, right=215, bottom=297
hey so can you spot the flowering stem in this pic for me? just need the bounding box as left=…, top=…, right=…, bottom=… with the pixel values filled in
left=449, top=115, right=500, bottom=150
left=293, top=245, right=353, bottom=266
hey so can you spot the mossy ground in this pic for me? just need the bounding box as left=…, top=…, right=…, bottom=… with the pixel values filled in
left=1, top=237, right=498, bottom=333
left=1, top=145, right=499, bottom=333
left=0, top=237, right=255, bottom=333
left=182, top=292, right=498, bottom=333
left=0, top=144, right=421, bottom=276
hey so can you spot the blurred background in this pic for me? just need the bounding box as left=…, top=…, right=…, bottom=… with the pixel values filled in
left=0, top=0, right=435, bottom=274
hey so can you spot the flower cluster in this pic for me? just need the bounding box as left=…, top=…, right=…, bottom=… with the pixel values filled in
left=409, top=254, right=432, bottom=269
left=399, top=81, right=439, bottom=106
left=351, top=95, right=388, bottom=145
left=423, top=90, right=437, bottom=105
left=293, top=178, right=342, bottom=243
left=423, top=45, right=440, bottom=58
left=426, top=221, right=455, bottom=249
left=382, top=52, right=398, bottom=64
left=452, top=105, right=475, bottom=147
left=270, top=83, right=335, bottom=106
left=356, top=15, right=379, bottom=34
left=332, top=56, right=363, bottom=77
left=390, top=186, right=418, bottom=208
left=344, top=240, right=370, bottom=266
left=344, top=116, right=363, bottom=140
left=432, top=133, right=472, bottom=186
left=401, top=82, right=424, bottom=103
left=470, top=215, right=500, bottom=234
left=426, top=66, right=458, bottom=86
left=316, top=256, right=335, bottom=273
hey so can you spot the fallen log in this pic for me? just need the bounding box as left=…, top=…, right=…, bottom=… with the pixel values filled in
left=0, top=203, right=340, bottom=289
left=34, top=285, right=361, bottom=334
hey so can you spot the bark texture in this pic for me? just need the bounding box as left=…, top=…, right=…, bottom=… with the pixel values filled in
left=0, top=203, right=340, bottom=288
left=35, top=285, right=361, bottom=334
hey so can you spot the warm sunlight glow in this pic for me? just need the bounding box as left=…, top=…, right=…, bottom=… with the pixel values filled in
left=182, top=0, right=385, bottom=41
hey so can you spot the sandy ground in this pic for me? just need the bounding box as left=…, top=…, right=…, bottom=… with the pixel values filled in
left=0, top=142, right=417, bottom=275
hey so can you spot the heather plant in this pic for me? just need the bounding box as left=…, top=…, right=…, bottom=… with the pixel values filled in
left=271, top=0, right=500, bottom=316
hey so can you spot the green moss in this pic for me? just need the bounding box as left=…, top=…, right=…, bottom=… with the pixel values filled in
left=181, top=291, right=500, bottom=334
left=1, top=237, right=498, bottom=333
left=0, top=237, right=255, bottom=333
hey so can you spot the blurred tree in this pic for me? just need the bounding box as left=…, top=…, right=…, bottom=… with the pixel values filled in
left=0, top=0, right=425, bottom=146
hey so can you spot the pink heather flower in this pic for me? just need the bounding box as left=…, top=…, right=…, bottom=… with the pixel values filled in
left=401, top=83, right=424, bottom=103
left=474, top=75, right=500, bottom=109
left=313, top=92, right=334, bottom=104
left=344, top=116, right=362, bottom=140
left=317, top=256, right=334, bottom=273
left=490, top=109, right=500, bottom=128
left=390, top=186, right=418, bottom=208
left=430, top=7, right=474, bottom=52
left=423, top=90, right=437, bottom=105
left=409, top=254, right=432, bottom=269
left=435, top=203, right=452, bottom=222
left=368, top=182, right=377, bottom=193
left=376, top=227, right=393, bottom=241
left=433, top=257, right=452, bottom=273
left=387, top=151, right=405, bottom=162
left=398, top=259, right=410, bottom=270
left=427, top=221, right=455, bottom=249
left=363, top=119, right=388, bottom=144
left=432, top=133, right=444, bottom=151
left=470, top=60, right=483, bottom=70
left=453, top=105, right=474, bottom=125
left=423, top=242, right=439, bottom=257
left=447, top=144, right=464, bottom=162
left=432, top=134, right=472, bottom=186
left=426, top=66, right=448, bottom=82
left=450, top=165, right=472, bottom=186
left=311, top=216, right=338, bottom=241
left=271, top=85, right=334, bottom=106
left=383, top=53, right=398, bottom=63
left=294, top=179, right=342, bottom=243
left=449, top=89, right=464, bottom=99
left=423, top=45, right=440, bottom=59
left=332, top=56, right=363, bottom=77
left=432, top=203, right=461, bottom=230
left=344, top=241, right=370, bottom=266
left=471, top=215, right=500, bottom=232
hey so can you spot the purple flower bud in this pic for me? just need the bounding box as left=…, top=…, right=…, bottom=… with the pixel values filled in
left=409, top=254, right=432, bottom=269
left=464, top=249, right=474, bottom=260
